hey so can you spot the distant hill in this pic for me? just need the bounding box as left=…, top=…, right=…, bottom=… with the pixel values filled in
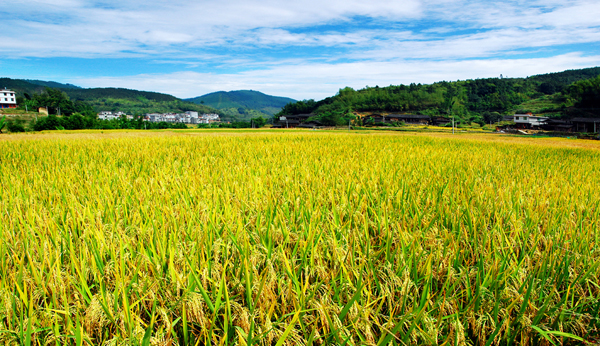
left=1, top=77, right=222, bottom=116
left=0, top=78, right=82, bottom=96
left=0, top=78, right=54, bottom=96
left=64, top=88, right=179, bottom=103
left=186, top=90, right=296, bottom=118
left=26, top=80, right=82, bottom=89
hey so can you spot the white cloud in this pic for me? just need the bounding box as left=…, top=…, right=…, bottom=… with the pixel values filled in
left=2, top=0, right=600, bottom=99
left=2, top=0, right=598, bottom=58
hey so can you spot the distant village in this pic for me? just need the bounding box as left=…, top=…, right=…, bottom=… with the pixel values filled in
left=97, top=111, right=220, bottom=124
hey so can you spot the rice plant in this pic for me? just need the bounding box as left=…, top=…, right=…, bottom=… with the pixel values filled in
left=0, top=131, right=599, bottom=345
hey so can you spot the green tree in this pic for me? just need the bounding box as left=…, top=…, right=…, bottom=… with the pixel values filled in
left=565, top=75, right=600, bottom=109
left=252, top=116, right=266, bottom=127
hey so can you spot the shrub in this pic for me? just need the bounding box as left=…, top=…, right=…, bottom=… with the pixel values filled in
left=7, top=120, right=26, bottom=133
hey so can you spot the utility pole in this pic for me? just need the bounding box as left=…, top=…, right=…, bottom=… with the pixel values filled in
left=452, top=115, right=455, bottom=134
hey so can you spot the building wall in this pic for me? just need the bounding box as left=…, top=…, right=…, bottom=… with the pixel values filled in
left=0, top=90, right=17, bottom=108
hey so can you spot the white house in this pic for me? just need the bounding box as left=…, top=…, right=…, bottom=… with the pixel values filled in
left=0, top=89, right=17, bottom=109
left=513, top=114, right=548, bottom=128
left=98, top=111, right=118, bottom=120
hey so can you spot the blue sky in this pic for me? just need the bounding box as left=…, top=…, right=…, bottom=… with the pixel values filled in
left=1, top=0, right=599, bottom=100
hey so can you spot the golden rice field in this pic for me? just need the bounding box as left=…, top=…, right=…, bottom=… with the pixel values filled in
left=1, top=130, right=599, bottom=346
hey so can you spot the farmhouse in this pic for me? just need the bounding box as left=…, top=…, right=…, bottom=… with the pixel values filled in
left=571, top=118, right=600, bottom=133
left=431, top=116, right=452, bottom=126
left=0, top=88, right=17, bottom=109
left=542, top=118, right=573, bottom=132
left=275, top=114, right=314, bottom=128
left=512, top=113, right=548, bottom=129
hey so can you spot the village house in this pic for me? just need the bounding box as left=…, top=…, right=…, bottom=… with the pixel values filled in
left=97, top=111, right=130, bottom=120
left=542, top=118, right=573, bottom=132
left=274, top=114, right=319, bottom=128
left=512, top=113, right=549, bottom=129
left=197, top=113, right=220, bottom=124
left=0, top=88, right=17, bottom=109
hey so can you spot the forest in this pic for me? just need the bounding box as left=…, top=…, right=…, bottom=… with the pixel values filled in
left=277, top=67, right=600, bottom=125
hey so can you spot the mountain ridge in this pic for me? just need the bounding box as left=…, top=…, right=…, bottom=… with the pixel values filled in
left=185, top=90, right=296, bottom=117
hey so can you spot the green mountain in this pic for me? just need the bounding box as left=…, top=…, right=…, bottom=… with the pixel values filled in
left=185, top=90, right=296, bottom=118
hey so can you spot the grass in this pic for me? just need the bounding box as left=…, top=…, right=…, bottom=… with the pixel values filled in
left=0, top=130, right=599, bottom=345
left=515, top=95, right=563, bottom=116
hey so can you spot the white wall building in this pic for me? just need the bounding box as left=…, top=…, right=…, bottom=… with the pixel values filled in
left=143, top=112, right=220, bottom=124
left=98, top=111, right=118, bottom=120
left=513, top=114, right=548, bottom=128
left=0, top=89, right=17, bottom=109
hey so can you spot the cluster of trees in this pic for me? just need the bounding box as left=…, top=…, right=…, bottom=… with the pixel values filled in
left=530, top=67, right=600, bottom=93
left=565, top=75, right=600, bottom=109
left=19, top=87, right=96, bottom=116
left=277, top=67, right=600, bottom=124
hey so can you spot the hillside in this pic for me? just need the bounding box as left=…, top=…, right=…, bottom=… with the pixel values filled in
left=186, top=90, right=296, bottom=118
left=278, top=66, right=600, bottom=125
